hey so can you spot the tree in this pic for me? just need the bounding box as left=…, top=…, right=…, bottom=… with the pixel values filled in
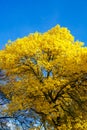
left=0, top=25, right=87, bottom=129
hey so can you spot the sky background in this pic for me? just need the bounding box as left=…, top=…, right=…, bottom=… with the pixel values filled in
left=0, top=0, right=87, bottom=49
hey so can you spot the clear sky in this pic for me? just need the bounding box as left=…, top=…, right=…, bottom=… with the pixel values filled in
left=0, top=0, right=87, bottom=49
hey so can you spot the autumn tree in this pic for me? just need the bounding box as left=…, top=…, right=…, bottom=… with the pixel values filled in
left=0, top=25, right=87, bottom=130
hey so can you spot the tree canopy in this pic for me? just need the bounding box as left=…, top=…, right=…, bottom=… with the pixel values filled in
left=0, top=25, right=87, bottom=130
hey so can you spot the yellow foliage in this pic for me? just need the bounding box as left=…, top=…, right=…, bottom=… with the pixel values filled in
left=0, top=25, right=87, bottom=129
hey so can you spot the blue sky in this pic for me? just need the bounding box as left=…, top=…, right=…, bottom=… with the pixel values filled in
left=0, top=0, right=87, bottom=49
